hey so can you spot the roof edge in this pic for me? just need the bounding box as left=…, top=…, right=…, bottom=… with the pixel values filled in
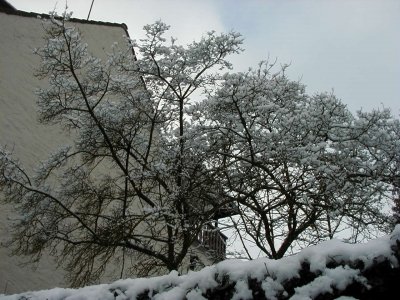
left=0, top=0, right=16, bottom=11
left=0, top=7, right=128, bottom=30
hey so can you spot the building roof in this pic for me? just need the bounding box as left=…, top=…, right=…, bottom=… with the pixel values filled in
left=0, top=0, right=16, bottom=11
left=0, top=2, right=128, bottom=31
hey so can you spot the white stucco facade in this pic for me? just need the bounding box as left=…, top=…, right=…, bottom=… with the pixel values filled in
left=0, top=10, right=132, bottom=294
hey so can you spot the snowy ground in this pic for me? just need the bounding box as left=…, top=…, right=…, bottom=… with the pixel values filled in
left=2, top=226, right=399, bottom=300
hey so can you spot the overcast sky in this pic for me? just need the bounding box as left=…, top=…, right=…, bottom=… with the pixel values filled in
left=8, top=0, right=400, bottom=116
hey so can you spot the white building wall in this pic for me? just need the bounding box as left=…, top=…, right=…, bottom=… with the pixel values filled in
left=0, top=11, right=131, bottom=294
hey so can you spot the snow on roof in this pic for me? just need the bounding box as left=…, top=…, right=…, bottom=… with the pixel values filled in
left=2, top=226, right=399, bottom=300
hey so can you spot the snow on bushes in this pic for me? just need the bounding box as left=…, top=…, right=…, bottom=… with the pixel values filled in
left=2, top=225, right=400, bottom=300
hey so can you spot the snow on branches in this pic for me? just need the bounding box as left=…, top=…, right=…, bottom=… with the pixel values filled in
left=198, top=63, right=400, bottom=259
left=0, top=12, right=399, bottom=288
left=0, top=15, right=242, bottom=286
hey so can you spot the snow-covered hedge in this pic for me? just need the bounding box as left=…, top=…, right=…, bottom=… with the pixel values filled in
left=2, top=226, right=400, bottom=300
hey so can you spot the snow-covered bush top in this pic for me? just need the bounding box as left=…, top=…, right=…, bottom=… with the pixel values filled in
left=2, top=225, right=399, bottom=300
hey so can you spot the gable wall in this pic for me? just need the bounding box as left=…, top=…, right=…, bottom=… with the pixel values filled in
left=0, top=11, right=130, bottom=294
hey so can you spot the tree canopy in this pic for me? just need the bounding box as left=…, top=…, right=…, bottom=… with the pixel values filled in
left=0, top=13, right=399, bottom=286
left=199, top=64, right=400, bottom=258
left=0, top=15, right=242, bottom=285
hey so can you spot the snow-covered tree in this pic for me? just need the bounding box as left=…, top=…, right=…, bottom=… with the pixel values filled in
left=391, top=162, right=400, bottom=224
left=0, top=14, right=242, bottom=286
left=1, top=12, right=399, bottom=288
left=199, top=63, right=400, bottom=259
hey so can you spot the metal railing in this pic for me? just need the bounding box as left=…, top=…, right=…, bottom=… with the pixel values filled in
left=197, top=223, right=227, bottom=262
